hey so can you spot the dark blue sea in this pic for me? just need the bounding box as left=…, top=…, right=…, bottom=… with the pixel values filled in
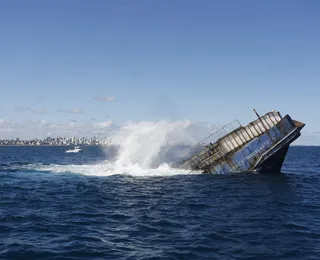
left=0, top=145, right=319, bottom=260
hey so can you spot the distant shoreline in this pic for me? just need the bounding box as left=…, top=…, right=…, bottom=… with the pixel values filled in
left=0, top=144, right=101, bottom=147
left=0, top=144, right=317, bottom=147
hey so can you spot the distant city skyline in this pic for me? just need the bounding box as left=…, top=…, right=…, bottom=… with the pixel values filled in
left=0, top=1, right=319, bottom=145
left=0, top=136, right=104, bottom=146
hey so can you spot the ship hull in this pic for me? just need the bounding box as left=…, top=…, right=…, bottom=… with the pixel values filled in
left=207, top=118, right=304, bottom=174
left=178, top=111, right=305, bottom=175
left=252, top=125, right=302, bottom=173
left=254, top=144, right=289, bottom=172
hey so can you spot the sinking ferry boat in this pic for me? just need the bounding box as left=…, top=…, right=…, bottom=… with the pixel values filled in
left=178, top=110, right=305, bottom=174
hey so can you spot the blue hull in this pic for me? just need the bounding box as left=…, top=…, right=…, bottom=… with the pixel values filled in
left=178, top=111, right=305, bottom=174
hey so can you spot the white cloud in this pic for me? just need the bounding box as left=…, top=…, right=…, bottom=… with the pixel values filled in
left=0, top=128, right=12, bottom=133
left=291, top=133, right=320, bottom=146
left=9, top=120, right=116, bottom=139
left=58, top=108, right=84, bottom=114
left=14, top=107, right=32, bottom=112
left=68, top=122, right=77, bottom=128
left=0, top=120, right=13, bottom=136
left=93, top=96, right=116, bottom=102
left=0, top=119, right=212, bottom=142
left=0, top=119, right=11, bottom=128
left=71, top=108, right=83, bottom=113
left=31, top=108, right=48, bottom=114
left=13, top=107, right=48, bottom=114
left=94, top=121, right=113, bottom=129
left=0, top=118, right=317, bottom=146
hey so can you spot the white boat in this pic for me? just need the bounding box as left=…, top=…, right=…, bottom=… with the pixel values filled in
left=65, top=146, right=82, bottom=153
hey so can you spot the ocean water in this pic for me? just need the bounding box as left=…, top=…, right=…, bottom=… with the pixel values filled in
left=0, top=145, right=320, bottom=260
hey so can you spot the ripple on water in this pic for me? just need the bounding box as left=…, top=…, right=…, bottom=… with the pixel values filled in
left=1, top=146, right=320, bottom=259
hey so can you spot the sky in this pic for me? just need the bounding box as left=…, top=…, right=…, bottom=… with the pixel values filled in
left=0, top=0, right=319, bottom=144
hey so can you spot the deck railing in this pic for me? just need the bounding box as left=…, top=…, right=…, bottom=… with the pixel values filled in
left=199, top=120, right=242, bottom=145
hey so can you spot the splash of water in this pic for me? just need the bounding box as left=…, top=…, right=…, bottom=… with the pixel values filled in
left=17, top=120, right=216, bottom=177
left=108, top=120, right=203, bottom=170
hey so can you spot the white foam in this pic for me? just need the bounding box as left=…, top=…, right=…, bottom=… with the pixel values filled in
left=24, top=120, right=215, bottom=177
left=25, top=162, right=197, bottom=177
